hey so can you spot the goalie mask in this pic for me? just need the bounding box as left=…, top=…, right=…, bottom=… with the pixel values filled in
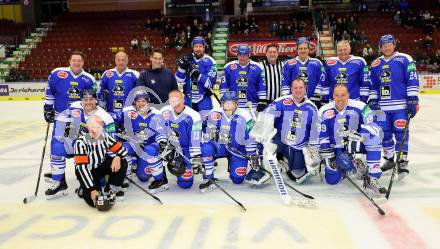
left=95, top=191, right=115, bottom=212
left=221, top=91, right=238, bottom=116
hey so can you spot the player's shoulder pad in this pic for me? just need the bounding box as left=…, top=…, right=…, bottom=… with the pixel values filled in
left=224, top=60, right=238, bottom=70
left=235, top=108, right=253, bottom=122
left=95, top=107, right=115, bottom=124
left=309, top=58, right=323, bottom=66
left=284, top=58, right=298, bottom=66
left=318, top=102, right=336, bottom=119
left=209, top=106, right=223, bottom=114
left=160, top=105, right=173, bottom=113
left=325, top=57, right=338, bottom=66
left=126, top=68, right=140, bottom=78
left=347, top=99, right=366, bottom=112
left=250, top=60, right=264, bottom=70
left=350, top=55, right=368, bottom=65
left=50, top=67, right=70, bottom=74
left=273, top=95, right=294, bottom=106
left=395, top=52, right=415, bottom=63
left=303, top=98, right=319, bottom=111
left=183, top=106, right=202, bottom=123
left=371, top=58, right=382, bottom=68
left=101, top=69, right=114, bottom=79
left=202, top=54, right=217, bottom=65
left=150, top=107, right=161, bottom=115
left=80, top=70, right=96, bottom=82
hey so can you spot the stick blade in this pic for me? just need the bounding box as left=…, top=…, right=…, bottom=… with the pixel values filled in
left=23, top=195, right=36, bottom=204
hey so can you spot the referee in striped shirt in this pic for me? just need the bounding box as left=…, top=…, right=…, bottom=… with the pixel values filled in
left=260, top=44, right=284, bottom=105
left=74, top=115, right=128, bottom=208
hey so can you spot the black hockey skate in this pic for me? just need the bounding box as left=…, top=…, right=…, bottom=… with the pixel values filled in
left=199, top=178, right=217, bottom=193
left=380, top=157, right=396, bottom=173
left=45, top=178, right=68, bottom=199
left=148, top=175, right=169, bottom=194
left=397, top=158, right=409, bottom=181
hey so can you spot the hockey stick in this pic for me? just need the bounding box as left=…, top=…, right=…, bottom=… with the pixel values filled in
left=125, top=176, right=163, bottom=205
left=385, top=114, right=411, bottom=199
left=164, top=140, right=247, bottom=211
left=336, top=164, right=385, bottom=216
left=23, top=123, right=51, bottom=204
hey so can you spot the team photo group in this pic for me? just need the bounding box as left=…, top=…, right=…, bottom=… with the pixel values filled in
left=39, top=33, right=418, bottom=212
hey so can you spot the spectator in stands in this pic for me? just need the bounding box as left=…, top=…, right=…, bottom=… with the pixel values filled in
left=205, top=32, right=213, bottom=56
left=130, top=37, right=139, bottom=50
left=141, top=36, right=151, bottom=57
left=270, top=21, right=278, bottom=35
left=240, top=0, right=246, bottom=15
left=363, top=44, right=374, bottom=63
left=186, top=26, right=194, bottom=47
left=393, top=11, right=402, bottom=24
left=136, top=48, right=178, bottom=105
left=423, top=34, right=433, bottom=49
left=164, top=36, right=171, bottom=49
left=145, top=19, right=152, bottom=30
left=341, top=30, right=351, bottom=41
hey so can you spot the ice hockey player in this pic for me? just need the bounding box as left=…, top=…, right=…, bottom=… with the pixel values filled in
left=45, top=89, right=115, bottom=199
left=321, top=40, right=371, bottom=103
left=199, top=91, right=270, bottom=193
left=281, top=37, right=326, bottom=108
left=159, top=90, right=203, bottom=190
left=319, top=84, right=385, bottom=198
left=220, top=44, right=268, bottom=111
left=114, top=90, right=168, bottom=193
left=175, top=36, right=217, bottom=117
left=252, top=78, right=320, bottom=184
left=74, top=115, right=128, bottom=211
left=99, top=51, right=140, bottom=114
left=369, top=34, right=419, bottom=180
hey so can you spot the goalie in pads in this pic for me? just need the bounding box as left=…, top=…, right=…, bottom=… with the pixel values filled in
left=251, top=78, right=320, bottom=184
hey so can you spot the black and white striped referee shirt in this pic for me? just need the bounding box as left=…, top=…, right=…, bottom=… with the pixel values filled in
left=74, top=132, right=128, bottom=190
left=260, top=60, right=284, bottom=102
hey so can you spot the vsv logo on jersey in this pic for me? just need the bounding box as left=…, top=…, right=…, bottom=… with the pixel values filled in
left=235, top=167, right=247, bottom=176
left=128, top=111, right=138, bottom=119
left=57, top=71, right=68, bottom=79
left=211, top=112, right=221, bottom=121
left=105, top=71, right=114, bottom=78
left=394, top=119, right=407, bottom=129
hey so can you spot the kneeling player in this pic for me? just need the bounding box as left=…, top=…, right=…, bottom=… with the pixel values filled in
left=319, top=84, right=385, bottom=197
left=160, top=90, right=203, bottom=189
left=252, top=78, right=320, bottom=184
left=74, top=116, right=128, bottom=211
left=45, top=89, right=115, bottom=199
left=200, top=91, right=270, bottom=193
left=114, top=90, right=168, bottom=193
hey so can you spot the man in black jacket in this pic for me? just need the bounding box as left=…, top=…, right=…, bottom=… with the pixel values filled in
left=136, top=48, right=178, bottom=105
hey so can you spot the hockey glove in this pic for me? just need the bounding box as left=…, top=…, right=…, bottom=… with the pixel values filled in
left=407, top=96, right=419, bottom=118
left=367, top=99, right=380, bottom=111
left=249, top=154, right=260, bottom=170
left=44, top=105, right=55, bottom=123
left=344, top=130, right=364, bottom=155
left=190, top=70, right=201, bottom=82
left=204, top=88, right=213, bottom=97
left=177, top=54, right=193, bottom=72
left=320, top=148, right=336, bottom=169
left=257, top=100, right=269, bottom=112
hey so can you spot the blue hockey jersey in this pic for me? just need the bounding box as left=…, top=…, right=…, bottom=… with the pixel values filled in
left=281, top=57, right=325, bottom=98
left=160, top=105, right=202, bottom=157
left=114, top=106, right=166, bottom=145
left=318, top=99, right=382, bottom=150
left=220, top=60, right=267, bottom=108
left=322, top=56, right=371, bottom=102
left=264, top=95, right=319, bottom=150
left=44, top=67, right=95, bottom=114
left=99, top=68, right=140, bottom=113
left=205, top=107, right=257, bottom=156
left=175, top=54, right=217, bottom=104
left=369, top=52, right=419, bottom=112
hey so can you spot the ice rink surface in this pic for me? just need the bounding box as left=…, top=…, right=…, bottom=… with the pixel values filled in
left=1, top=95, right=439, bottom=249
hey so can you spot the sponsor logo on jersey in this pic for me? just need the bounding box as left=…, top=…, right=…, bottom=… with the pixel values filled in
left=323, top=109, right=335, bottom=119
left=71, top=109, right=81, bottom=118
left=287, top=59, right=297, bottom=65
left=372, top=163, right=381, bottom=169
left=139, top=122, right=147, bottom=127
left=181, top=169, right=193, bottom=179
left=326, top=59, right=337, bottom=66
left=144, top=167, right=154, bottom=174
left=211, top=112, right=221, bottom=121
left=394, top=119, right=407, bottom=129
left=283, top=98, right=293, bottom=105
left=171, top=123, right=179, bottom=128
left=106, top=71, right=114, bottom=78
left=371, top=59, right=381, bottom=67
left=128, top=111, right=138, bottom=119
left=235, top=167, right=247, bottom=176
left=230, top=63, right=237, bottom=70
left=57, top=71, right=68, bottom=79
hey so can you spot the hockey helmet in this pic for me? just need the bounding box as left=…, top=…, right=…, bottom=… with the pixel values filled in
left=296, top=37, right=309, bottom=46
left=221, top=91, right=238, bottom=103
left=95, top=191, right=115, bottom=211
left=236, top=45, right=251, bottom=56
left=134, top=90, right=150, bottom=102
left=191, top=36, right=206, bottom=47
left=379, top=34, right=396, bottom=47
left=81, top=89, right=97, bottom=99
